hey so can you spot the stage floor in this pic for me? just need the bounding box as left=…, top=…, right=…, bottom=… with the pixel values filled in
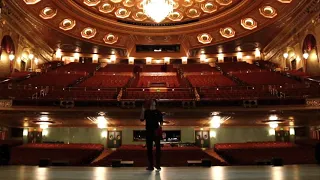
left=0, top=165, right=319, bottom=180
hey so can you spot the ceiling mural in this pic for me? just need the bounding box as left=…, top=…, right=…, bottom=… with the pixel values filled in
left=4, top=0, right=310, bottom=56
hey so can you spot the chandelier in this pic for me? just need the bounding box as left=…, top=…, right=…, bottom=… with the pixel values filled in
left=142, top=0, right=174, bottom=23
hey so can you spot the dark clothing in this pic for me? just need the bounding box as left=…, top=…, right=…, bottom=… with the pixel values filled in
left=142, top=109, right=163, bottom=168
left=146, top=130, right=161, bottom=168
left=144, top=109, right=163, bottom=131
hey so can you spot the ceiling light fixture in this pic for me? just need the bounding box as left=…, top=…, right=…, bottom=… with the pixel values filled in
left=142, top=0, right=174, bottom=23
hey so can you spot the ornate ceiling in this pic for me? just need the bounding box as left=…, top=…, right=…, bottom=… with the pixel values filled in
left=5, top=0, right=311, bottom=57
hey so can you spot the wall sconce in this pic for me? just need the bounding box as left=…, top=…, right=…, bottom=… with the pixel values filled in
left=9, top=53, right=15, bottom=61
left=303, top=52, right=309, bottom=59
left=283, top=53, right=289, bottom=59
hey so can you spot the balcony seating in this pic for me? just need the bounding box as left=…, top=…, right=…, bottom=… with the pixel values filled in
left=187, top=73, right=236, bottom=87
left=180, top=64, right=216, bottom=72
left=78, top=75, right=131, bottom=88
left=10, top=143, right=104, bottom=166
left=214, top=142, right=316, bottom=165
left=92, top=145, right=224, bottom=167
left=217, top=62, right=261, bottom=72
left=53, top=62, right=99, bottom=73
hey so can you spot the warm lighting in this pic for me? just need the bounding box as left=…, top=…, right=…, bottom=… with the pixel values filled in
left=146, top=57, right=152, bottom=64
left=210, top=130, right=216, bottom=138
left=296, top=56, right=301, bottom=62
left=74, top=53, right=80, bottom=60
left=34, top=58, right=39, bottom=65
left=97, top=116, right=108, bottom=129
left=303, top=52, right=309, bottom=59
left=42, top=129, right=49, bottom=136
left=218, top=54, right=224, bottom=61
left=289, top=128, right=295, bottom=135
left=283, top=53, right=289, bottom=59
left=23, top=129, right=28, bottom=136
left=110, top=55, right=116, bottom=61
left=200, top=54, right=206, bottom=61
left=200, top=128, right=204, bottom=131
left=28, top=53, right=34, bottom=60
left=210, top=116, right=221, bottom=128
left=40, top=124, right=49, bottom=129
left=101, top=131, right=107, bottom=138
left=269, top=115, right=278, bottom=121
left=164, top=57, right=170, bottom=64
left=142, top=0, right=174, bottom=23
left=56, top=49, right=62, bottom=59
left=93, top=54, right=99, bottom=61
left=40, top=116, right=49, bottom=121
left=255, top=48, right=261, bottom=58
left=237, top=52, right=243, bottom=60
left=269, top=122, right=278, bottom=129
left=269, top=129, right=275, bottom=136
left=8, top=53, right=15, bottom=61
left=129, top=57, right=134, bottom=64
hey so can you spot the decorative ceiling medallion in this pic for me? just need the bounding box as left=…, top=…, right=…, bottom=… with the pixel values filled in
left=111, top=0, right=123, bottom=3
left=123, top=0, right=135, bottom=7
left=59, top=19, right=76, bottom=31
left=186, top=8, right=201, bottom=18
left=132, top=12, right=148, bottom=21
left=197, top=33, right=213, bottom=44
left=259, top=6, right=277, bottom=18
left=23, top=0, right=41, bottom=5
left=81, top=27, right=97, bottom=39
left=195, top=0, right=206, bottom=2
left=115, top=8, right=131, bottom=18
left=172, top=1, right=180, bottom=9
left=201, top=2, right=218, bottom=13
left=83, top=0, right=101, bottom=7
left=241, top=18, right=258, bottom=30
left=99, top=3, right=115, bottom=13
left=277, top=0, right=292, bottom=3
left=168, top=11, right=184, bottom=21
left=103, top=33, right=118, bottom=44
left=220, top=27, right=235, bottom=38
left=182, top=0, right=193, bottom=7
left=137, top=1, right=144, bottom=10
left=39, top=7, right=57, bottom=19
left=216, top=0, right=232, bottom=6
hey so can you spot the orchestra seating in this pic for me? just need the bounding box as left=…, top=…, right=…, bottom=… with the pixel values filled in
left=43, top=89, right=118, bottom=100
left=214, top=142, right=316, bottom=165
left=124, top=89, right=193, bottom=100
left=52, top=62, right=99, bottom=73
left=180, top=64, right=216, bottom=72
left=186, top=73, right=236, bottom=87
left=0, top=87, right=39, bottom=99
left=217, top=62, right=261, bottom=72
left=77, top=74, right=131, bottom=88
left=10, top=143, right=104, bottom=166
left=141, top=65, right=175, bottom=72
left=92, top=145, right=225, bottom=167
left=99, top=64, right=134, bottom=72
left=233, top=71, right=301, bottom=85
left=20, top=72, right=84, bottom=87
left=137, top=75, right=179, bottom=87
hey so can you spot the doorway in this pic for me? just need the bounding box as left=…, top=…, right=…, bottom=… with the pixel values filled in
left=107, top=131, right=122, bottom=148
left=195, top=130, right=210, bottom=148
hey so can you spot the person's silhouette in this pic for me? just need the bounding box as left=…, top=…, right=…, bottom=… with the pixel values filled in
left=140, top=99, right=163, bottom=171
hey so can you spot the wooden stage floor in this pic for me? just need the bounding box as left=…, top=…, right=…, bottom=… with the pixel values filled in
left=0, top=165, right=319, bottom=180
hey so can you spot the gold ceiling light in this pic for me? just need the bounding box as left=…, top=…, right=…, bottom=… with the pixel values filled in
left=201, top=2, right=218, bottom=13
left=168, top=11, right=184, bottom=21
left=132, top=12, right=148, bottom=21
left=277, top=0, right=292, bottom=3
left=39, top=7, right=57, bottom=19
left=81, top=27, right=97, bottom=39
left=24, top=0, right=41, bottom=5
left=182, top=0, right=193, bottom=7
left=241, top=18, right=258, bottom=30
left=186, top=8, right=201, bottom=18
left=123, top=0, right=135, bottom=7
left=99, top=3, right=115, bottom=13
left=216, top=0, right=233, bottom=6
left=103, top=33, right=118, bottom=44
left=197, top=33, right=213, bottom=44
left=115, top=8, right=131, bottom=18
left=59, top=19, right=76, bottom=31
left=259, top=6, right=277, bottom=18
left=83, top=0, right=101, bottom=7
left=220, top=27, right=235, bottom=38
left=142, top=0, right=174, bottom=23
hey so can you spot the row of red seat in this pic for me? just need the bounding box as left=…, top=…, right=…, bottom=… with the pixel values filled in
left=124, top=91, right=194, bottom=100
left=78, top=75, right=131, bottom=88
left=200, top=89, right=275, bottom=100
left=21, top=73, right=83, bottom=87
left=217, top=62, right=261, bottom=72
left=10, top=143, right=104, bottom=166
left=214, top=142, right=297, bottom=150
left=54, top=62, right=99, bottom=73
left=43, top=89, right=117, bottom=100
left=187, top=74, right=236, bottom=87
left=137, top=76, right=179, bottom=87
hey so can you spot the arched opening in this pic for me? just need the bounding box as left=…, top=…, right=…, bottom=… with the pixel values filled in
left=302, top=34, right=319, bottom=75
left=0, top=35, right=15, bottom=76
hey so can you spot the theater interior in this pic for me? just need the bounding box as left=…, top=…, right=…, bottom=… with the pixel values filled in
left=0, top=0, right=320, bottom=179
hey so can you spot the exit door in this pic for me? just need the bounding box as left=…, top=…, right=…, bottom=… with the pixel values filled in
left=195, top=131, right=210, bottom=148
left=108, top=131, right=122, bottom=148
left=28, top=131, right=42, bottom=143
left=275, top=130, right=290, bottom=142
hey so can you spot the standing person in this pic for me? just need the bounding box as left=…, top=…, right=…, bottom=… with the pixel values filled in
left=140, top=99, right=163, bottom=171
